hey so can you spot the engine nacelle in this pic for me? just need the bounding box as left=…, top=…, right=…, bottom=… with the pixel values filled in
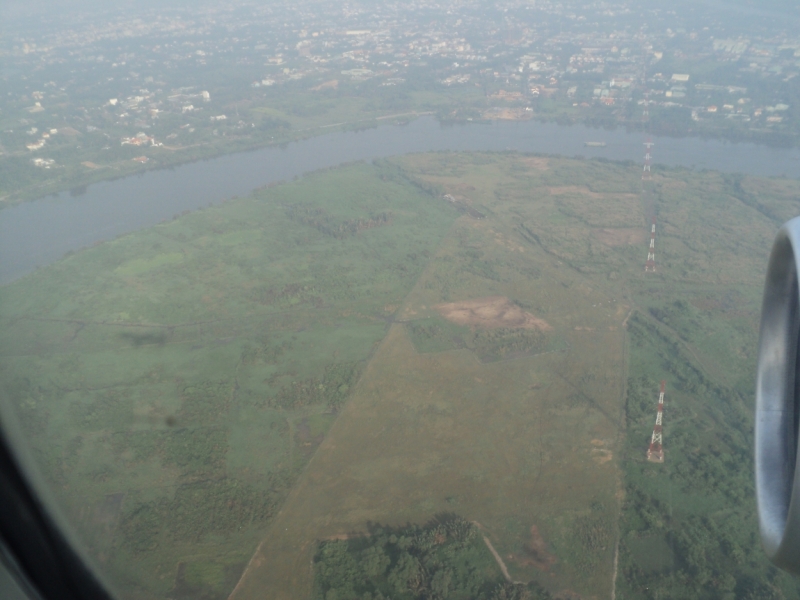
left=757, top=215, right=800, bottom=573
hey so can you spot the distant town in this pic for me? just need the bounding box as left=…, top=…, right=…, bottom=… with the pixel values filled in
left=2, top=0, right=800, bottom=201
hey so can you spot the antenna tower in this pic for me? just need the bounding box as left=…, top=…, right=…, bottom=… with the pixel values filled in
left=645, top=217, right=656, bottom=272
left=646, top=381, right=666, bottom=463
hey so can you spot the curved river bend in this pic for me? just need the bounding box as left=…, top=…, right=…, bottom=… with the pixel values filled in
left=2, top=116, right=800, bottom=283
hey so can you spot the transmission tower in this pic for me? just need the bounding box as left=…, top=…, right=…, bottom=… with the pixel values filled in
left=643, top=138, right=654, bottom=180
left=645, top=218, right=656, bottom=272
left=646, top=381, right=666, bottom=463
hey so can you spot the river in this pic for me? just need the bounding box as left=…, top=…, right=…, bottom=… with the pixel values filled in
left=2, top=116, right=800, bottom=283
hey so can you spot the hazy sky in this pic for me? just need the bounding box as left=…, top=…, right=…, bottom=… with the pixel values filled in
left=2, top=0, right=799, bottom=35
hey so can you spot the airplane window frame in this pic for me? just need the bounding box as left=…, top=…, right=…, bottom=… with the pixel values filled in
left=0, top=411, right=113, bottom=600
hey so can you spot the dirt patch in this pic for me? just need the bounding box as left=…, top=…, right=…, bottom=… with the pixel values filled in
left=483, top=107, right=531, bottom=120
left=435, top=296, right=552, bottom=330
left=311, top=80, right=339, bottom=91
left=590, top=439, right=613, bottom=464
left=82, top=161, right=102, bottom=169
left=593, top=228, right=646, bottom=247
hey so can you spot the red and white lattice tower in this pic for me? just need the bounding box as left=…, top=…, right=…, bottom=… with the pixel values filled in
left=645, top=217, right=656, bottom=272
left=646, top=381, right=666, bottom=463
left=643, top=138, right=654, bottom=180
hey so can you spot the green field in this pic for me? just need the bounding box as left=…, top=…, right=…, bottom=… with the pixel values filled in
left=0, top=162, right=457, bottom=599
left=1, top=153, right=799, bottom=599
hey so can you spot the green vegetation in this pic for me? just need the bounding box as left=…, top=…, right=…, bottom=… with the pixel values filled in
left=405, top=316, right=552, bottom=362
left=313, top=515, right=551, bottom=600
left=0, top=160, right=458, bottom=599
left=615, top=302, right=792, bottom=598
left=614, top=170, right=800, bottom=599
left=3, top=152, right=800, bottom=598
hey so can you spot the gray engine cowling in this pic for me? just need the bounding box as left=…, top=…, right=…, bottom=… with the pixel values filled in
left=757, top=215, right=800, bottom=573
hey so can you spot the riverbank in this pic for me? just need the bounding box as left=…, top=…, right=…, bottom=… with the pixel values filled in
left=3, top=115, right=800, bottom=285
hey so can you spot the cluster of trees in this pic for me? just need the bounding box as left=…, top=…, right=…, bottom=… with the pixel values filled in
left=240, top=336, right=292, bottom=366
left=647, top=300, right=703, bottom=338
left=383, top=164, right=445, bottom=199
left=467, top=327, right=547, bottom=363
left=618, top=311, right=795, bottom=598
left=287, top=204, right=393, bottom=239
left=313, top=514, right=552, bottom=600
left=722, top=173, right=784, bottom=224
left=248, top=281, right=324, bottom=309
left=119, top=473, right=291, bottom=552
left=462, top=254, right=502, bottom=283
left=407, top=319, right=547, bottom=362
left=270, top=361, right=361, bottom=411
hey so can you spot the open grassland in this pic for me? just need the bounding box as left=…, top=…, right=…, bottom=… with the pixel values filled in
left=0, top=162, right=457, bottom=599
left=3, top=152, right=800, bottom=599
left=232, top=153, right=638, bottom=600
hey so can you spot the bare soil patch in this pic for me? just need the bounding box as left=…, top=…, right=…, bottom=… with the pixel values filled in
left=435, top=296, right=552, bottom=330
left=483, top=107, right=531, bottom=120
left=311, top=80, right=339, bottom=91
left=593, top=228, right=646, bottom=247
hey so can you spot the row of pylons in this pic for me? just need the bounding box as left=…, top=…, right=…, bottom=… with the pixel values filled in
left=642, top=140, right=665, bottom=461
left=640, top=55, right=666, bottom=462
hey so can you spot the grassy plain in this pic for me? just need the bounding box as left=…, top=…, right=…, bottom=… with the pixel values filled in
left=231, top=154, right=640, bottom=600
left=0, top=162, right=457, bottom=599
left=3, top=151, right=800, bottom=599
